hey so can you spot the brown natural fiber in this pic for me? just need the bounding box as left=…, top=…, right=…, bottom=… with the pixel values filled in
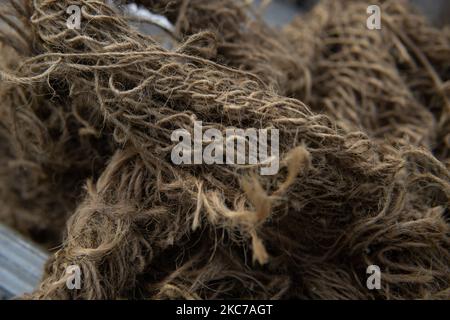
left=0, top=0, right=448, bottom=300
left=133, top=0, right=303, bottom=94
left=381, top=1, right=450, bottom=160
left=284, top=0, right=450, bottom=157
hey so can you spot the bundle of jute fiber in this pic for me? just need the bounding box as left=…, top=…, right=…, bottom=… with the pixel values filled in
left=284, top=0, right=450, bottom=157
left=0, top=2, right=117, bottom=247
left=0, top=0, right=307, bottom=248
left=285, top=0, right=436, bottom=149
left=377, top=0, right=450, bottom=161
left=0, top=0, right=448, bottom=299
left=282, top=2, right=330, bottom=102
left=132, top=0, right=305, bottom=95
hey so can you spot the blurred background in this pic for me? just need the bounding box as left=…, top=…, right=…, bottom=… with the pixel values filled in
left=261, top=0, right=450, bottom=26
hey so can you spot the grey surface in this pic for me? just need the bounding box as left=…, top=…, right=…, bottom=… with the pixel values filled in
left=0, top=224, right=48, bottom=299
left=412, top=0, right=450, bottom=26
left=257, top=0, right=302, bottom=26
